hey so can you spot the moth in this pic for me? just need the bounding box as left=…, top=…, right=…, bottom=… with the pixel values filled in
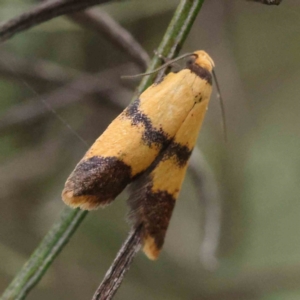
left=62, top=50, right=214, bottom=259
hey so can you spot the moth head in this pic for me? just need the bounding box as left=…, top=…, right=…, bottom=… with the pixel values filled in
left=190, top=50, right=215, bottom=73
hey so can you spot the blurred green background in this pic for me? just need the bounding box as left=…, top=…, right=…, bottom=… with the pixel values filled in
left=1, top=0, right=300, bottom=299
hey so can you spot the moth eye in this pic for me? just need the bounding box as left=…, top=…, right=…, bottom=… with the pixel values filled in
left=186, top=57, right=195, bottom=66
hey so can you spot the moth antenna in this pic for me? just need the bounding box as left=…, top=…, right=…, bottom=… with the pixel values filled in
left=121, top=52, right=197, bottom=79
left=212, top=69, right=227, bottom=142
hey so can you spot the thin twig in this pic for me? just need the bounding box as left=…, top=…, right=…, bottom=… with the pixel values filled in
left=0, top=208, right=88, bottom=300
left=69, top=9, right=150, bottom=69
left=0, top=51, right=80, bottom=86
left=136, top=0, right=205, bottom=95
left=92, top=226, right=142, bottom=300
left=189, top=147, right=222, bottom=271
left=92, top=1, right=206, bottom=298
left=0, top=63, right=135, bottom=134
left=0, top=0, right=120, bottom=43
left=247, top=0, right=282, bottom=5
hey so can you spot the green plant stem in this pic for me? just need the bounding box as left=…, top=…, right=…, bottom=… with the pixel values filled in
left=136, top=0, right=205, bottom=95
left=1, top=208, right=87, bottom=300
left=1, top=1, right=205, bottom=299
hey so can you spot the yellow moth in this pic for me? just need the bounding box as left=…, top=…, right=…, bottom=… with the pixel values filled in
left=62, top=50, right=214, bottom=259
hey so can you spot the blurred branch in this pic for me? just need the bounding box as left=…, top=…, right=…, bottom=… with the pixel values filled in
left=0, top=0, right=120, bottom=43
left=0, top=52, right=80, bottom=86
left=0, top=63, right=136, bottom=134
left=1, top=1, right=206, bottom=299
left=247, top=0, right=282, bottom=5
left=92, top=226, right=142, bottom=300
left=189, top=147, right=222, bottom=271
left=69, top=9, right=150, bottom=69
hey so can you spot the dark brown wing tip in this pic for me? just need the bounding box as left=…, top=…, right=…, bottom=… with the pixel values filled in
left=61, top=189, right=111, bottom=210
left=61, top=155, right=133, bottom=210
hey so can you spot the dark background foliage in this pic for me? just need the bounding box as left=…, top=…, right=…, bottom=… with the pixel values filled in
left=0, top=0, right=300, bottom=299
